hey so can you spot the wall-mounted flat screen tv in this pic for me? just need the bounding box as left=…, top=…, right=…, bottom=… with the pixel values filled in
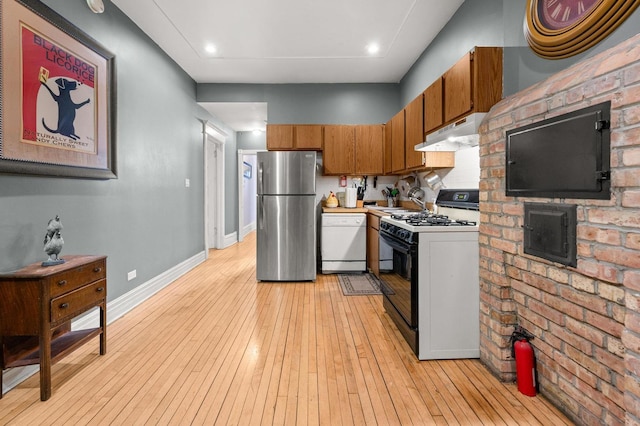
left=506, top=101, right=610, bottom=199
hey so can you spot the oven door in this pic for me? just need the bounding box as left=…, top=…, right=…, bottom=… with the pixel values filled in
left=378, top=231, right=418, bottom=328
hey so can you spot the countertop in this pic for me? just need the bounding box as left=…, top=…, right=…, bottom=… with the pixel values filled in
left=322, top=201, right=424, bottom=216
left=322, top=207, right=369, bottom=213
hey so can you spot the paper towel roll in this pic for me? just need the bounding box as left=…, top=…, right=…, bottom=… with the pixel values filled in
left=345, top=188, right=357, bottom=208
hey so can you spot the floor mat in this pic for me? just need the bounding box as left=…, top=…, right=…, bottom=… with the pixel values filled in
left=337, top=273, right=382, bottom=296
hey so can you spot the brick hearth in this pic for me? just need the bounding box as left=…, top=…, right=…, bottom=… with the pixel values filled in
left=479, top=33, right=640, bottom=425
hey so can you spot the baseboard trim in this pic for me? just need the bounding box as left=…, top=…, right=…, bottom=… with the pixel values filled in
left=1, top=250, right=207, bottom=396
left=223, top=232, right=238, bottom=248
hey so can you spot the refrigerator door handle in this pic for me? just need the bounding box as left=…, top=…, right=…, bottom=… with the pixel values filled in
left=258, top=196, right=264, bottom=230
left=258, top=161, right=264, bottom=195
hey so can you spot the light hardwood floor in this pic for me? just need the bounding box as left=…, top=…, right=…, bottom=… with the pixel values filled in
left=0, top=232, right=572, bottom=425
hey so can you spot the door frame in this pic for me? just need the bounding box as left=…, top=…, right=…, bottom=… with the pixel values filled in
left=237, top=149, right=265, bottom=242
left=203, top=122, right=227, bottom=254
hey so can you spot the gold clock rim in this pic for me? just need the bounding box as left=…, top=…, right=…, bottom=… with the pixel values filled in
left=527, top=0, right=631, bottom=49
left=524, top=0, right=640, bottom=58
left=530, top=0, right=606, bottom=36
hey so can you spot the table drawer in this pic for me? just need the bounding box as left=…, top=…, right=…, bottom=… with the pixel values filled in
left=49, top=259, right=106, bottom=298
left=51, top=279, right=106, bottom=323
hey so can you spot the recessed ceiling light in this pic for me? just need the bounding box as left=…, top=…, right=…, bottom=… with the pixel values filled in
left=367, top=43, right=380, bottom=55
left=205, top=44, right=217, bottom=55
left=86, top=0, right=104, bottom=13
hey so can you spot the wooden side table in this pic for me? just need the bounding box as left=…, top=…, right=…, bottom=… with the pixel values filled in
left=0, top=255, right=107, bottom=401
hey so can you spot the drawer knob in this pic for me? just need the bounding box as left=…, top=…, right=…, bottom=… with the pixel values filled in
left=60, top=303, right=69, bottom=309
left=57, top=280, right=67, bottom=287
left=97, top=287, right=104, bottom=292
left=93, top=267, right=102, bottom=273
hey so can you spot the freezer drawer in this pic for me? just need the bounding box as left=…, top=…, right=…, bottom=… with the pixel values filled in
left=256, top=195, right=316, bottom=281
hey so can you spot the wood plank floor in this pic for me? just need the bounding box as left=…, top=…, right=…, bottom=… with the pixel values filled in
left=0, top=232, right=573, bottom=425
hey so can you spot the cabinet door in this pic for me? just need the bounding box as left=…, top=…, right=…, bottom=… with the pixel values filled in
left=424, top=78, right=443, bottom=134
left=294, top=125, right=323, bottom=150
left=266, top=125, right=294, bottom=150
left=391, top=110, right=405, bottom=173
left=404, top=95, right=424, bottom=170
left=472, top=47, right=503, bottom=113
left=443, top=52, right=473, bottom=123
left=323, top=125, right=355, bottom=175
left=355, top=125, right=383, bottom=175
left=383, top=119, right=393, bottom=175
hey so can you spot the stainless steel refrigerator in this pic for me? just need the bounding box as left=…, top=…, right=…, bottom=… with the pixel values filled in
left=256, top=151, right=317, bottom=281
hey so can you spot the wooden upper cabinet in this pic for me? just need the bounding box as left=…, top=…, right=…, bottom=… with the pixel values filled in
left=443, top=52, right=473, bottom=123
left=390, top=110, right=405, bottom=173
left=424, top=78, right=444, bottom=134
left=266, top=124, right=294, bottom=150
left=355, top=125, right=383, bottom=175
left=384, top=119, right=393, bottom=175
left=472, top=47, right=503, bottom=114
left=442, top=47, right=503, bottom=124
left=323, top=125, right=383, bottom=175
left=293, top=125, right=323, bottom=150
left=267, top=124, right=323, bottom=150
left=323, top=125, right=355, bottom=175
left=404, top=94, right=424, bottom=170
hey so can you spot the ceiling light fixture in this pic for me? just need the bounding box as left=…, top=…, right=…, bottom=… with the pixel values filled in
left=367, top=43, right=380, bottom=55
left=86, top=0, right=104, bottom=14
left=205, top=44, right=217, bottom=55
left=252, top=129, right=263, bottom=136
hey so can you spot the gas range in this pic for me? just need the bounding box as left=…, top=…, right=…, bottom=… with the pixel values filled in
left=377, top=189, right=481, bottom=360
left=380, top=189, right=480, bottom=242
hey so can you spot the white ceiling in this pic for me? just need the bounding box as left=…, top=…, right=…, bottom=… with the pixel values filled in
left=111, top=0, right=464, bottom=131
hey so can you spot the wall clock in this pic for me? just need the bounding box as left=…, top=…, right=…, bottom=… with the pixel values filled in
left=524, top=0, right=640, bottom=58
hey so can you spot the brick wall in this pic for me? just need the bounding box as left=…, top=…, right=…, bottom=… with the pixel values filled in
left=479, top=33, right=640, bottom=425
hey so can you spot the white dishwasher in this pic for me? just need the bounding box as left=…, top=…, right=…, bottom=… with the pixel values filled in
left=321, top=213, right=367, bottom=273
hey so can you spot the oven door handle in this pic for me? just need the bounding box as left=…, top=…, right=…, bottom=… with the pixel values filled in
left=380, top=232, right=414, bottom=254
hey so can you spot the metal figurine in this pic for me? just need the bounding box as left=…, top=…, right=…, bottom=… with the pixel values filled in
left=42, top=215, right=65, bottom=266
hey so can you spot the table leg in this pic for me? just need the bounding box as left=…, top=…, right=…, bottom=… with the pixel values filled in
left=100, top=303, right=107, bottom=355
left=39, top=331, right=51, bottom=401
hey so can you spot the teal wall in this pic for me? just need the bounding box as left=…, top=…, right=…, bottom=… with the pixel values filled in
left=0, top=0, right=222, bottom=302
left=197, top=83, right=400, bottom=125
left=2, top=0, right=639, bottom=301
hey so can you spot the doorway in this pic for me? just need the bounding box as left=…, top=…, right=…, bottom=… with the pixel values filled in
left=204, top=123, right=226, bottom=253
left=237, top=150, right=265, bottom=241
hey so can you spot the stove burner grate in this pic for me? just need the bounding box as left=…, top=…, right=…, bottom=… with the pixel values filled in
left=391, top=212, right=476, bottom=227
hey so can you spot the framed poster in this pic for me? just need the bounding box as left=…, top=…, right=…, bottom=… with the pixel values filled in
left=0, top=0, right=116, bottom=179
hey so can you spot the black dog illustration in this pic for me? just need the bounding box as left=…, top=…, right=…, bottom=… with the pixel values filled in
left=41, top=78, right=90, bottom=140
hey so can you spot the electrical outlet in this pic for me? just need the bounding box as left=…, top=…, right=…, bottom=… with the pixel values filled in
left=185, top=178, right=190, bottom=188
left=127, top=269, right=137, bottom=281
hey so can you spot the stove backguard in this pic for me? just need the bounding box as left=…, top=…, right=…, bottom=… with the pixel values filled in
left=523, top=203, right=577, bottom=267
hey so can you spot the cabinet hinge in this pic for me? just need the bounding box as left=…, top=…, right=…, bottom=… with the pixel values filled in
left=595, top=170, right=610, bottom=181
left=595, top=120, right=610, bottom=131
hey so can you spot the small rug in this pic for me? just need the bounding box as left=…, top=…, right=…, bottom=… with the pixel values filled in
left=337, top=273, right=382, bottom=296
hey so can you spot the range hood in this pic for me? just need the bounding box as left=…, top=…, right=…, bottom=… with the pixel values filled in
left=415, top=112, right=486, bottom=151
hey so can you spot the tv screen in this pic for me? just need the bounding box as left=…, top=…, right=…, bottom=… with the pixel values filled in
left=505, top=101, right=610, bottom=199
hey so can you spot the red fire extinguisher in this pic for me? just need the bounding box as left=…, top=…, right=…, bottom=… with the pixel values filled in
left=511, top=326, right=537, bottom=397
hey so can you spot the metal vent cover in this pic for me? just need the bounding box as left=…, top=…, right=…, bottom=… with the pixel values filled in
left=523, top=203, right=577, bottom=267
